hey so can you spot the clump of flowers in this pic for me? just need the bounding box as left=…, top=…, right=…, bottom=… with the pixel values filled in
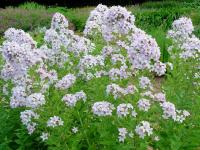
left=137, top=98, right=151, bottom=112
left=139, top=76, right=152, bottom=89
left=92, top=101, right=115, bottom=116
left=118, top=128, right=128, bottom=142
left=117, top=103, right=137, bottom=117
left=62, top=91, right=86, bottom=107
left=26, top=93, right=45, bottom=108
left=20, top=110, right=39, bottom=134
left=55, top=74, right=76, bottom=90
left=47, top=116, right=64, bottom=128
left=135, top=121, right=153, bottom=139
left=106, top=83, right=137, bottom=99
left=167, top=17, right=200, bottom=59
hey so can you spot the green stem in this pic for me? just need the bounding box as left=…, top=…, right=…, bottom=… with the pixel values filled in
left=77, top=110, right=90, bottom=147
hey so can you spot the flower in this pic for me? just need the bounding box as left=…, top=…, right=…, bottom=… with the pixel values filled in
left=151, top=61, right=166, bottom=76
left=55, top=74, right=76, bottom=90
left=137, top=98, right=151, bottom=112
left=72, top=127, right=79, bottom=133
left=47, top=116, right=64, bottom=128
left=154, top=92, right=166, bottom=102
left=106, top=83, right=136, bottom=99
left=135, top=121, right=153, bottom=139
left=62, top=91, right=86, bottom=107
left=92, top=101, right=115, bottom=116
left=139, top=76, right=152, bottom=89
left=118, top=128, right=128, bottom=142
left=160, top=102, right=176, bottom=120
left=117, top=103, right=134, bottom=117
left=26, top=93, right=45, bottom=108
left=40, top=132, right=49, bottom=141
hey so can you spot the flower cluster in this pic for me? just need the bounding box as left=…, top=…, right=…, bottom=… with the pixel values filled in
left=92, top=101, right=115, bottom=116
left=62, top=91, right=86, bottom=107
left=78, top=55, right=104, bottom=79
left=167, top=17, right=200, bottom=59
left=135, top=121, right=153, bottom=139
left=118, top=128, right=128, bottom=142
left=108, top=65, right=131, bottom=81
left=137, top=98, right=151, bottom=112
left=161, top=102, right=190, bottom=122
left=47, top=116, right=64, bottom=128
left=1, top=28, right=45, bottom=85
left=20, top=110, right=39, bottom=134
left=117, top=103, right=137, bottom=117
left=106, top=83, right=137, bottom=99
left=85, top=5, right=167, bottom=76
left=139, top=76, right=152, bottom=89
left=55, top=74, right=76, bottom=90
left=26, top=93, right=46, bottom=109
left=127, top=29, right=161, bottom=71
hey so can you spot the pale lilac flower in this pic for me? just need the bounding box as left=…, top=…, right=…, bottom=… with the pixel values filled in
left=55, top=74, right=76, bottom=90
left=137, top=98, right=151, bottom=112
left=62, top=91, right=86, bottom=107
left=139, top=76, right=152, bottom=89
left=135, top=121, right=153, bottom=139
left=92, top=101, right=115, bottom=116
left=118, top=128, right=128, bottom=142
left=26, top=93, right=45, bottom=108
left=117, top=103, right=134, bottom=117
left=47, top=116, right=64, bottom=127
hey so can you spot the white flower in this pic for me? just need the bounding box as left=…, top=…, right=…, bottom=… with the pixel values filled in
left=72, top=127, right=79, bottom=133
left=26, top=93, right=45, bottom=108
left=55, top=74, right=76, bottom=90
left=141, top=91, right=154, bottom=99
left=47, top=116, right=64, bottom=128
left=10, top=86, right=27, bottom=108
left=92, top=101, right=115, bottom=116
left=27, top=122, right=37, bottom=135
left=151, top=61, right=166, bottom=76
left=117, top=103, right=134, bottom=117
left=40, top=132, right=49, bottom=141
left=20, top=110, right=39, bottom=126
left=108, top=65, right=131, bottom=81
left=135, top=121, right=153, bottom=139
left=160, top=102, right=176, bottom=120
left=154, top=92, right=166, bottom=102
left=127, top=29, right=160, bottom=70
left=106, top=83, right=136, bottom=99
left=175, top=110, right=190, bottom=123
left=154, top=136, right=160, bottom=141
left=139, top=76, right=152, bottom=89
left=118, top=128, right=128, bottom=142
left=62, top=91, right=86, bottom=107
left=51, top=13, right=69, bottom=31
left=131, top=110, right=137, bottom=117
left=137, top=98, right=151, bottom=112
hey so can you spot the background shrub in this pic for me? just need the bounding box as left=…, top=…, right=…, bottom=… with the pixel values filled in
left=0, top=7, right=52, bottom=35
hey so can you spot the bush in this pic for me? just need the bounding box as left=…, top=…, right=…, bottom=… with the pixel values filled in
left=0, top=7, right=52, bottom=35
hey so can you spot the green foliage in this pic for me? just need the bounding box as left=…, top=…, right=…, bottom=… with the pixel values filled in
left=0, top=7, right=52, bottom=35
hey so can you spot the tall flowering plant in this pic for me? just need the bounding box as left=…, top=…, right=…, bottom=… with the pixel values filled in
left=0, top=5, right=193, bottom=149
